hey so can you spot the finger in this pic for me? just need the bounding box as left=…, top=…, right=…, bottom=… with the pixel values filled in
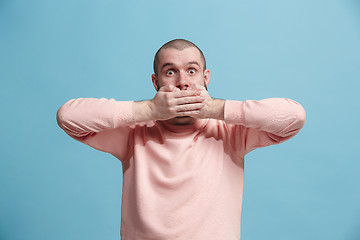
left=193, top=84, right=206, bottom=91
left=176, top=110, right=200, bottom=117
left=159, top=84, right=176, bottom=92
left=173, top=90, right=201, bottom=98
left=174, top=103, right=204, bottom=112
left=175, top=96, right=205, bottom=105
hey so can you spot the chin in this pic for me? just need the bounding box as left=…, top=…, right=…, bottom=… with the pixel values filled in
left=170, top=116, right=196, bottom=125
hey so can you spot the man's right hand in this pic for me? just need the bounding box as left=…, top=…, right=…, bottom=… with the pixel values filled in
left=133, top=84, right=205, bottom=122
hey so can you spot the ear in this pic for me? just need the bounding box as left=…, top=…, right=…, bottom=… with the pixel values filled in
left=152, top=74, right=159, bottom=91
left=203, top=69, right=210, bottom=87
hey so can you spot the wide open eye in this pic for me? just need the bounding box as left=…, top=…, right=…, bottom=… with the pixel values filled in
left=166, top=70, right=175, bottom=76
left=188, top=69, right=196, bottom=75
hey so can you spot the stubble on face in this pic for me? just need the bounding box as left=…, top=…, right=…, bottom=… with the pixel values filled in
left=162, top=77, right=208, bottom=125
left=154, top=47, right=209, bottom=125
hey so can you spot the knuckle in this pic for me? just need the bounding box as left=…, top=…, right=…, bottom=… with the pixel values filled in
left=169, top=107, right=175, bottom=114
left=166, top=99, right=173, bottom=106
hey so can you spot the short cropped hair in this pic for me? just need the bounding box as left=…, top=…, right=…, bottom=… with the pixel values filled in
left=153, top=39, right=206, bottom=76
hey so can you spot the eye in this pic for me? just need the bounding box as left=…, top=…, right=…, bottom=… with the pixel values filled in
left=166, top=70, right=175, bottom=76
left=188, top=68, right=196, bottom=75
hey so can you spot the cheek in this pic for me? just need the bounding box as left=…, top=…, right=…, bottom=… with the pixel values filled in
left=193, top=74, right=205, bottom=84
left=158, top=78, right=175, bottom=87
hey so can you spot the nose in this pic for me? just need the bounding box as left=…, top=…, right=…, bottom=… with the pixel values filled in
left=176, top=72, right=190, bottom=90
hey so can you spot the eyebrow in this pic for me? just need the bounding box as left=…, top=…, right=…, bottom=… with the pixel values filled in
left=161, top=62, right=174, bottom=71
left=160, top=61, right=200, bottom=71
left=187, top=61, right=200, bottom=67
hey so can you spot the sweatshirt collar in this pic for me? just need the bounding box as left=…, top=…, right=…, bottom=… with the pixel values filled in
left=157, top=119, right=208, bottom=135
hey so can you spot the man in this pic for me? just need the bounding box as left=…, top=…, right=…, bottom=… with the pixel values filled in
left=57, top=39, right=306, bottom=240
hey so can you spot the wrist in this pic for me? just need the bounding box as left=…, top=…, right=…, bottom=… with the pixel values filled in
left=133, top=100, right=155, bottom=122
left=208, top=99, right=225, bottom=120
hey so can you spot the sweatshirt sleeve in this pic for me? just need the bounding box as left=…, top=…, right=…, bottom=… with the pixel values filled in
left=224, top=98, right=306, bottom=156
left=57, top=98, right=136, bottom=160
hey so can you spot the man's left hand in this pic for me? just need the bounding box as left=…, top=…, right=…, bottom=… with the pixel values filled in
left=192, top=84, right=225, bottom=120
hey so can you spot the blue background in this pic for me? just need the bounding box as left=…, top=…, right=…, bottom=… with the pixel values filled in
left=1, top=0, right=359, bottom=239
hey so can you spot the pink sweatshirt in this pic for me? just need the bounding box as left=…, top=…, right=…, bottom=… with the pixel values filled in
left=57, top=98, right=305, bottom=240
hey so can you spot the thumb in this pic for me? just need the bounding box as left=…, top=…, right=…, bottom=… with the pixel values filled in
left=168, top=84, right=181, bottom=92
left=160, top=84, right=175, bottom=92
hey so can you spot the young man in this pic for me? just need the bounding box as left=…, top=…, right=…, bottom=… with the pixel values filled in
left=57, top=39, right=306, bottom=240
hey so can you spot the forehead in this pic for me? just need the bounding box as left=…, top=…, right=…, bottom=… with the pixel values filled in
left=158, top=47, right=203, bottom=68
